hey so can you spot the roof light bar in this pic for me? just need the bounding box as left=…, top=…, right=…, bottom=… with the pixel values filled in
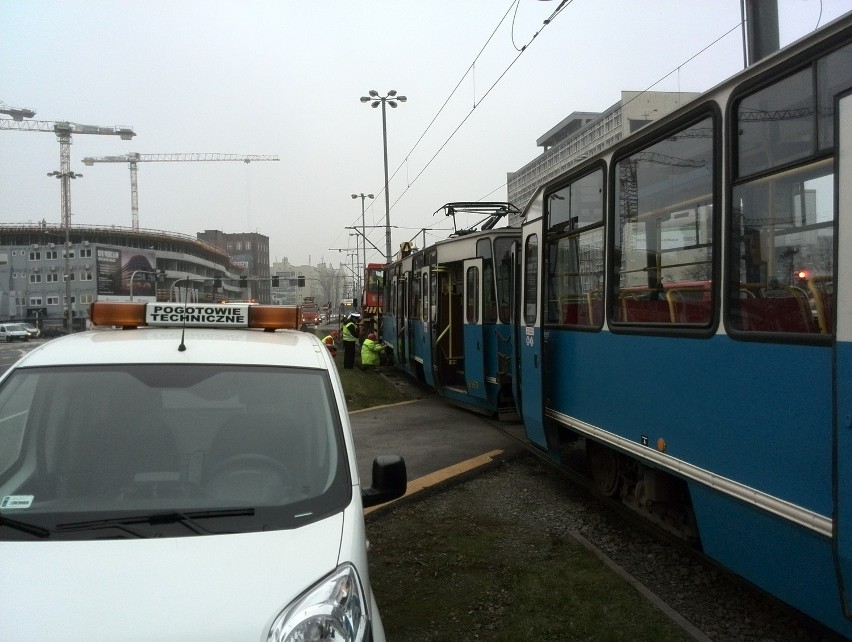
left=90, top=302, right=301, bottom=330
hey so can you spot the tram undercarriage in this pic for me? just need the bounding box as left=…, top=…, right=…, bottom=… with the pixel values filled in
left=583, top=438, right=699, bottom=543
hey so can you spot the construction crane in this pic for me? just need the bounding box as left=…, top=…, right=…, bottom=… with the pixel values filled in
left=0, top=100, right=36, bottom=121
left=80, top=152, right=280, bottom=231
left=0, top=119, right=136, bottom=227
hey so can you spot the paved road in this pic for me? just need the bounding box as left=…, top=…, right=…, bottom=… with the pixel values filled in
left=349, top=393, right=526, bottom=494
left=0, top=339, right=45, bottom=374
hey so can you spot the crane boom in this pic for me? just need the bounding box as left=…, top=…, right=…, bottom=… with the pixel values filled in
left=82, top=152, right=280, bottom=163
left=0, top=119, right=135, bottom=139
left=0, top=100, right=36, bottom=121
left=80, top=152, right=280, bottom=231
left=1, top=119, right=136, bottom=228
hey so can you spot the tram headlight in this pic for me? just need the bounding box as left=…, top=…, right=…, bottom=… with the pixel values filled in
left=267, top=564, right=368, bottom=642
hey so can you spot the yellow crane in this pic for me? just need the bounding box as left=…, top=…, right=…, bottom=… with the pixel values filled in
left=81, top=152, right=280, bottom=231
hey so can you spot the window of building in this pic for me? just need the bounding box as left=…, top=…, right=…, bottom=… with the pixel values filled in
left=79, top=294, right=94, bottom=304
left=46, top=273, right=59, bottom=283
left=29, top=274, right=42, bottom=284
left=29, top=251, right=40, bottom=261
left=47, top=297, right=59, bottom=306
left=29, top=297, right=42, bottom=306
left=79, top=248, right=92, bottom=258
left=45, top=250, right=58, bottom=260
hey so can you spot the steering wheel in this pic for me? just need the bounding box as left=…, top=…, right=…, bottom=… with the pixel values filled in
left=206, top=454, right=293, bottom=501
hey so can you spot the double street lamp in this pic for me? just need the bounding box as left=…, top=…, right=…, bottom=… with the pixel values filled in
left=360, top=90, right=406, bottom=264
left=351, top=193, right=374, bottom=294
left=47, top=169, right=82, bottom=332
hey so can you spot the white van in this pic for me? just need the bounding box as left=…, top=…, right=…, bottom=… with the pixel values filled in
left=0, top=323, right=30, bottom=342
left=0, top=302, right=406, bottom=641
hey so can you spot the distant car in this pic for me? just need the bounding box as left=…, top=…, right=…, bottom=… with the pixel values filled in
left=0, top=301, right=407, bottom=641
left=0, top=323, right=29, bottom=342
left=20, top=323, right=40, bottom=338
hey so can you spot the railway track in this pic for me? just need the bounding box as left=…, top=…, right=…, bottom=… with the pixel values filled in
left=476, top=414, right=845, bottom=642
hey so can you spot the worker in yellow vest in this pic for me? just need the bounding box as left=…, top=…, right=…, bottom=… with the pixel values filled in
left=321, top=330, right=339, bottom=359
left=341, top=314, right=359, bottom=369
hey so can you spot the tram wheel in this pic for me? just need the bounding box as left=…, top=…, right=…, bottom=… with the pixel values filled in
left=586, top=440, right=621, bottom=497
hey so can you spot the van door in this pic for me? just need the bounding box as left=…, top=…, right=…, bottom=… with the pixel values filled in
left=834, top=90, right=852, bottom=617
left=519, top=218, right=547, bottom=449
left=463, top=258, right=487, bottom=400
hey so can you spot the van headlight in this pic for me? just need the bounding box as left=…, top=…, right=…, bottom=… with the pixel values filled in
left=267, top=563, right=369, bottom=642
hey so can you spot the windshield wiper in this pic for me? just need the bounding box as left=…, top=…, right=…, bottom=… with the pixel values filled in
left=56, top=508, right=255, bottom=537
left=0, top=513, right=51, bottom=539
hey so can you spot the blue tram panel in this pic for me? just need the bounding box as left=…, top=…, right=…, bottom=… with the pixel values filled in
left=381, top=15, right=852, bottom=639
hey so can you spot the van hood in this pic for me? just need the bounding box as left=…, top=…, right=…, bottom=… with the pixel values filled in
left=1, top=514, right=345, bottom=642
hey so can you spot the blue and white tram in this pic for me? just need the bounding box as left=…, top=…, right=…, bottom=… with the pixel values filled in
left=516, top=13, right=852, bottom=637
left=383, top=204, right=520, bottom=418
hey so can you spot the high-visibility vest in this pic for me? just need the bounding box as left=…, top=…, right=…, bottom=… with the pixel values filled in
left=342, top=321, right=357, bottom=342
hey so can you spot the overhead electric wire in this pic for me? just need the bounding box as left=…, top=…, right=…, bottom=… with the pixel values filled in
left=350, top=0, right=740, bottom=261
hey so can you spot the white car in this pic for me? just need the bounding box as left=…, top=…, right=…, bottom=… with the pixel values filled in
left=0, top=323, right=29, bottom=342
left=0, top=301, right=406, bottom=642
left=19, top=323, right=40, bottom=338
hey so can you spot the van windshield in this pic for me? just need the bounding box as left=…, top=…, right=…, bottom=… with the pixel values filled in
left=0, top=364, right=350, bottom=540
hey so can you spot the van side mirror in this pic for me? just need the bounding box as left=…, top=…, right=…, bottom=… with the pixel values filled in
left=362, top=455, right=407, bottom=508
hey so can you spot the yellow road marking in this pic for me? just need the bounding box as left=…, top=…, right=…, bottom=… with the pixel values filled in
left=364, top=449, right=504, bottom=515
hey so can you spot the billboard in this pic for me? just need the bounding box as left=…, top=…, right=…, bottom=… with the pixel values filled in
left=97, top=248, right=157, bottom=301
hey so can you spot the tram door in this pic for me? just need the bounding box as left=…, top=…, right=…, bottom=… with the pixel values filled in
left=396, top=274, right=408, bottom=368
left=519, top=218, right=547, bottom=449
left=463, top=258, right=487, bottom=400
left=834, top=91, right=852, bottom=616
left=421, top=267, right=436, bottom=387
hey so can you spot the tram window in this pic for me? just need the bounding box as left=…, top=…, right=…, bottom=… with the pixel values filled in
left=494, top=238, right=514, bottom=324
left=547, top=170, right=603, bottom=233
left=466, top=266, right=479, bottom=324
left=524, top=235, right=538, bottom=326
left=817, top=43, right=852, bottom=150
left=545, top=169, right=604, bottom=327
left=612, top=116, right=715, bottom=327
left=737, top=68, right=814, bottom=178
left=430, top=273, right=438, bottom=323
left=477, top=238, right=497, bottom=323
left=422, top=273, right=429, bottom=322
left=729, top=160, right=833, bottom=335
left=411, top=274, right=422, bottom=320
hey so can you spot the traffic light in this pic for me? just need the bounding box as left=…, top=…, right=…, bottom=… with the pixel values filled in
left=239, top=276, right=248, bottom=288
left=214, top=276, right=222, bottom=288
left=157, top=270, right=166, bottom=283
left=297, top=275, right=305, bottom=287
left=272, top=277, right=280, bottom=287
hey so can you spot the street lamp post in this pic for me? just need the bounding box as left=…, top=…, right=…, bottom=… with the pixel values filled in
left=47, top=169, right=82, bottom=332
left=351, top=193, right=374, bottom=294
left=360, top=90, right=406, bottom=264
